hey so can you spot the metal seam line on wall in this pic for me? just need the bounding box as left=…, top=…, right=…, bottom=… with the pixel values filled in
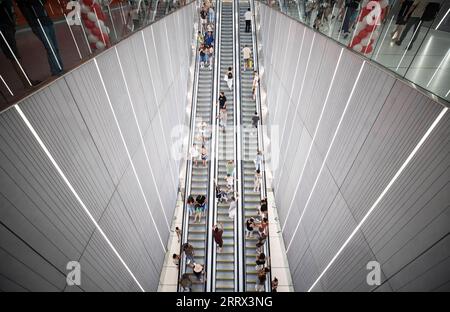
left=13, top=104, right=146, bottom=292
left=307, top=106, right=448, bottom=292
left=114, top=47, right=171, bottom=231
left=285, top=61, right=366, bottom=252
left=276, top=32, right=316, bottom=195
left=281, top=47, right=344, bottom=232
left=93, top=59, right=167, bottom=253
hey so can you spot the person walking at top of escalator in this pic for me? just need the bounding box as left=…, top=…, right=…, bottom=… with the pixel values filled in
left=204, top=30, right=214, bottom=46
left=16, top=0, right=64, bottom=76
left=391, top=0, right=414, bottom=40
left=245, top=7, right=252, bottom=33
left=225, top=67, right=233, bottom=90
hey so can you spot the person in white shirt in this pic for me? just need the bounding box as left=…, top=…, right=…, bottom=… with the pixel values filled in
left=244, top=8, right=252, bottom=32
left=242, top=45, right=252, bottom=71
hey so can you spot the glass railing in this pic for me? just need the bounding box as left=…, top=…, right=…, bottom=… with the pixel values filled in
left=258, top=0, right=450, bottom=103
left=0, top=0, right=194, bottom=110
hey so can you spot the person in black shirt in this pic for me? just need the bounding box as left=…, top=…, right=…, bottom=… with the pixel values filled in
left=16, top=0, right=63, bottom=76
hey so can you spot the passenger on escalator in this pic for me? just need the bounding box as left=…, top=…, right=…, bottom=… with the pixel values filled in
left=255, top=252, right=266, bottom=271
left=208, top=4, right=215, bottom=24
left=258, top=217, right=269, bottom=236
left=218, top=91, right=227, bottom=114
left=216, top=184, right=228, bottom=203
left=190, top=144, right=200, bottom=166
left=245, top=8, right=252, bottom=33
left=199, top=45, right=209, bottom=69
left=254, top=169, right=262, bottom=192
left=193, top=203, right=203, bottom=223
left=226, top=160, right=235, bottom=178
left=213, top=223, right=224, bottom=253
left=228, top=196, right=237, bottom=219
left=226, top=174, right=234, bottom=192
left=207, top=45, right=214, bottom=70
left=271, top=277, right=279, bottom=292
left=192, top=263, right=205, bottom=281
left=255, top=267, right=270, bottom=292
left=242, top=45, right=252, bottom=71
left=182, top=242, right=195, bottom=263
left=196, top=194, right=207, bottom=217
left=256, top=232, right=267, bottom=253
left=252, top=71, right=260, bottom=100
left=204, top=30, right=214, bottom=46
left=254, top=150, right=263, bottom=171
left=224, top=67, right=233, bottom=91
left=252, top=111, right=260, bottom=131
left=245, top=218, right=256, bottom=238
left=175, top=226, right=181, bottom=243
left=173, top=253, right=180, bottom=267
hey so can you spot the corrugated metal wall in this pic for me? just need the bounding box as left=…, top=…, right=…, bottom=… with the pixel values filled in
left=0, top=3, right=196, bottom=292
left=258, top=4, right=450, bottom=292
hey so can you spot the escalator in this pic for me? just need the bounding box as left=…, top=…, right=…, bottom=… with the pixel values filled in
left=213, top=0, right=237, bottom=292
left=238, top=0, right=271, bottom=292
left=179, top=2, right=217, bottom=292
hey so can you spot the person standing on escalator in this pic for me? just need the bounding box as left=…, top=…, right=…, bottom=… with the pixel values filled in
left=245, top=7, right=252, bottom=33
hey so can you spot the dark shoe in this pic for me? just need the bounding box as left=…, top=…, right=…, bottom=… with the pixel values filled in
left=395, top=41, right=402, bottom=46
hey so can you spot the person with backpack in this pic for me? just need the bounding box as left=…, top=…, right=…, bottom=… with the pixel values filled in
left=179, top=273, right=192, bottom=292
left=396, top=1, right=439, bottom=50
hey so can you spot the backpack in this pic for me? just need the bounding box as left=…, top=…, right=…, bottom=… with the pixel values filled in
left=421, top=2, right=440, bottom=21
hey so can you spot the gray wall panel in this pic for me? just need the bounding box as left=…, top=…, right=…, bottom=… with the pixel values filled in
left=0, top=3, right=196, bottom=291
left=258, top=4, right=450, bottom=292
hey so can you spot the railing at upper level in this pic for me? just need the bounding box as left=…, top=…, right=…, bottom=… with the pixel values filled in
left=0, top=0, right=194, bottom=111
left=257, top=0, right=450, bottom=104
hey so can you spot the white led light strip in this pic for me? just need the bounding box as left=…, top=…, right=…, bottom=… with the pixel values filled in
left=308, top=106, right=448, bottom=292
left=286, top=61, right=366, bottom=252
left=0, top=74, right=14, bottom=96
left=114, top=47, right=171, bottom=231
left=281, top=47, right=344, bottom=232
left=94, top=59, right=167, bottom=252
left=14, top=105, right=146, bottom=292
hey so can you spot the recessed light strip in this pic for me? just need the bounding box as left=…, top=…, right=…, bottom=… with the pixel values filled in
left=0, top=74, right=14, bottom=96
left=14, top=105, right=145, bottom=292
left=308, top=106, right=448, bottom=292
